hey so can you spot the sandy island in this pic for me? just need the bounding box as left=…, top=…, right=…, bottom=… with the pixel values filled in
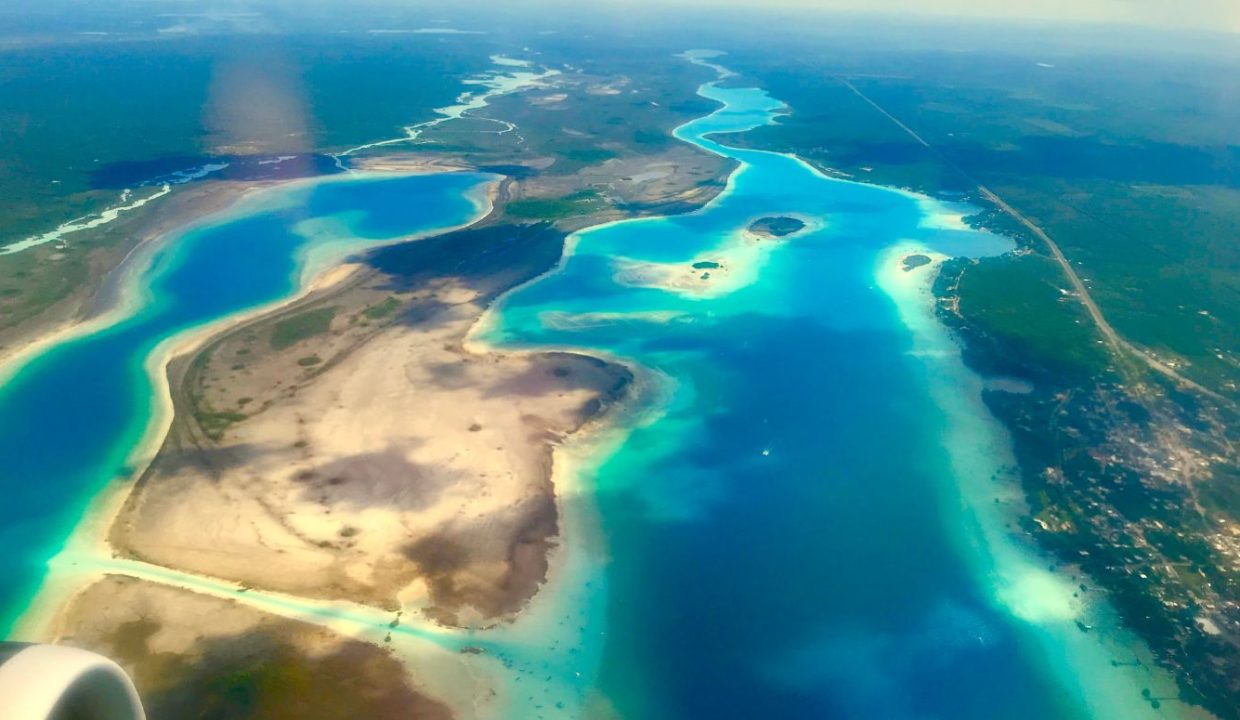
left=613, top=213, right=817, bottom=299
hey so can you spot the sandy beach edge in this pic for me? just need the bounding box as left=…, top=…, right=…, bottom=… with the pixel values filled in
left=10, top=171, right=501, bottom=642
left=11, top=165, right=653, bottom=719
left=875, top=242, right=1212, bottom=720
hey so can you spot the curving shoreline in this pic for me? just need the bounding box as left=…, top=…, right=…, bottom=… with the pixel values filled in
left=464, top=51, right=1211, bottom=720
left=0, top=181, right=274, bottom=385
left=18, top=176, right=650, bottom=720
left=0, top=48, right=1215, bottom=720
left=877, top=244, right=1209, bottom=718
left=5, top=171, right=499, bottom=639
left=12, top=259, right=368, bottom=639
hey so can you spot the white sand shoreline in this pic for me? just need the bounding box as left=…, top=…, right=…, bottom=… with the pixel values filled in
left=8, top=48, right=1189, bottom=720
left=18, top=181, right=657, bottom=718
left=876, top=243, right=1207, bottom=720
left=12, top=172, right=500, bottom=643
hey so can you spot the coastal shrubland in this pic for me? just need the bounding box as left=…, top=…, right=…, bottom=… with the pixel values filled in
left=269, top=307, right=337, bottom=350
left=505, top=189, right=605, bottom=220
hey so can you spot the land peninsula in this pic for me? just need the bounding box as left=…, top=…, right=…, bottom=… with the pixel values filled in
left=8, top=47, right=733, bottom=717
left=7, top=26, right=1223, bottom=720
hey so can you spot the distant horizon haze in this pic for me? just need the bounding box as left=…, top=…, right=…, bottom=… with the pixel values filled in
left=653, top=0, right=1240, bottom=33
left=3, top=0, right=1239, bottom=41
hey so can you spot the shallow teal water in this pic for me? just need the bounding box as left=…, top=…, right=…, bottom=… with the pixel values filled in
left=0, top=171, right=492, bottom=635
left=0, top=53, right=1182, bottom=720
left=478, top=58, right=1169, bottom=719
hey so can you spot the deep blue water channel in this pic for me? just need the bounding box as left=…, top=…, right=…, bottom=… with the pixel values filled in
left=480, top=57, right=1162, bottom=720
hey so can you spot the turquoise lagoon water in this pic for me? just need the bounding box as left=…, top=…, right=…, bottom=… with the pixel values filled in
left=0, top=170, right=493, bottom=634
left=0, top=54, right=1188, bottom=720
left=476, top=60, right=1181, bottom=719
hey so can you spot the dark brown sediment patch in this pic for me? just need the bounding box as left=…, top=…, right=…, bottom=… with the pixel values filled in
left=405, top=492, right=557, bottom=627
left=405, top=354, right=631, bottom=626
left=32, top=67, right=739, bottom=716
left=110, top=219, right=634, bottom=625
left=56, top=576, right=451, bottom=720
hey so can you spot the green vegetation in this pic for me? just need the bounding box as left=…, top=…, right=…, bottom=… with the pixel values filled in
left=990, top=180, right=1240, bottom=391
left=731, top=50, right=1240, bottom=396
left=901, top=254, right=931, bottom=271
left=362, top=296, right=401, bottom=320
left=194, top=405, right=247, bottom=441
left=0, top=27, right=726, bottom=342
left=748, top=216, right=806, bottom=238
left=953, top=254, right=1110, bottom=377
left=440, top=43, right=718, bottom=180
left=297, top=355, right=322, bottom=367
left=728, top=45, right=1240, bottom=715
left=0, top=35, right=505, bottom=336
left=558, top=147, right=618, bottom=164
left=506, top=190, right=605, bottom=220
left=128, top=634, right=440, bottom=720
left=692, top=261, right=721, bottom=270
left=633, top=129, right=671, bottom=147
left=269, top=307, right=337, bottom=350
left=191, top=348, right=214, bottom=370
left=0, top=239, right=92, bottom=333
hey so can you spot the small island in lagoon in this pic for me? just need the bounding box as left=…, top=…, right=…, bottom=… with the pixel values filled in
left=0, top=9, right=1235, bottom=720
left=902, top=253, right=932, bottom=271
left=747, top=215, right=805, bottom=238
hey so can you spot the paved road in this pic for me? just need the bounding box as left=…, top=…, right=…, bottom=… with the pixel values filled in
left=839, top=77, right=1231, bottom=407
